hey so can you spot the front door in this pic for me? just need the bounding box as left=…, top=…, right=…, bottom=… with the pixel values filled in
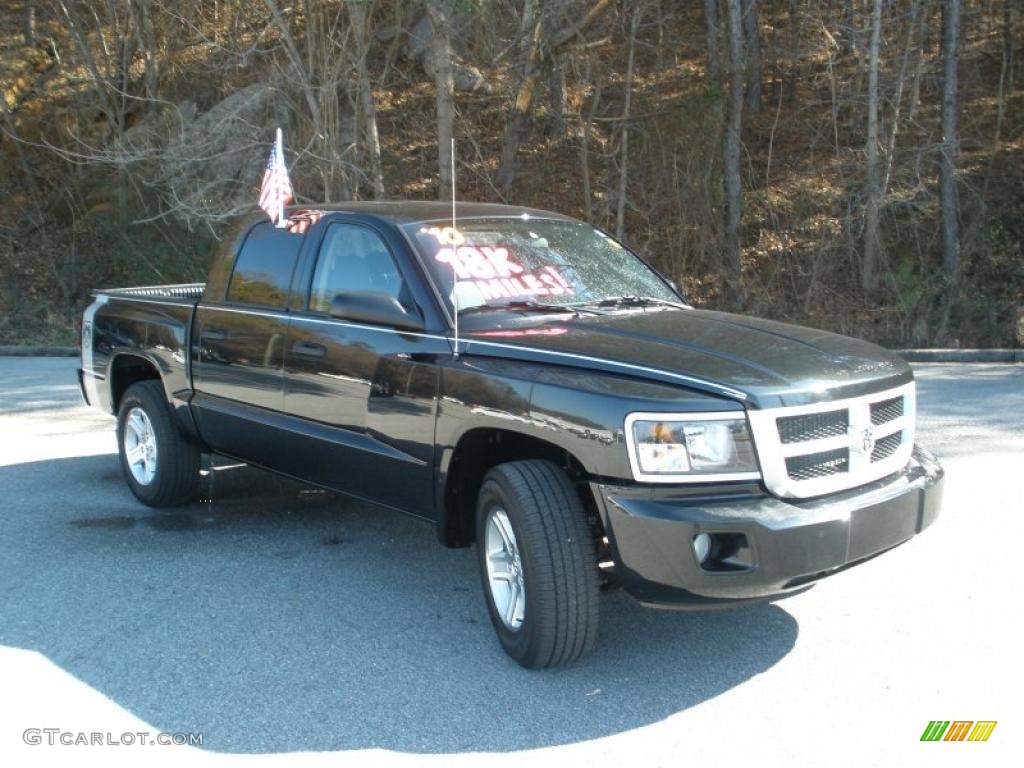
left=280, top=221, right=444, bottom=514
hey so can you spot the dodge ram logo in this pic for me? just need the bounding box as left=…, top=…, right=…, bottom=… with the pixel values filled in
left=850, top=425, right=876, bottom=455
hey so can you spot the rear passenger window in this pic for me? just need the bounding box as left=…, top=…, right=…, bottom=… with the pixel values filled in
left=226, top=223, right=302, bottom=308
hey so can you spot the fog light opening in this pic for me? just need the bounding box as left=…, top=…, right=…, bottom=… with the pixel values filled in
left=692, top=533, right=712, bottom=564
left=694, top=532, right=754, bottom=572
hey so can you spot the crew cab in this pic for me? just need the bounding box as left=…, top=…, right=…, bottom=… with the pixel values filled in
left=78, top=202, right=943, bottom=668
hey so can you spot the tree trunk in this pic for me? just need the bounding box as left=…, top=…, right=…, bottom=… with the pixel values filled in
left=742, top=0, right=762, bottom=114
left=786, top=0, right=800, bottom=101
left=24, top=0, right=35, bottom=46
left=496, top=21, right=541, bottom=197
left=496, top=0, right=614, bottom=196
left=940, top=0, right=961, bottom=280
left=547, top=57, right=566, bottom=139
left=349, top=0, right=386, bottom=199
left=704, top=0, right=720, bottom=84
left=616, top=5, right=642, bottom=240
left=579, top=64, right=601, bottom=222
left=130, top=0, right=160, bottom=105
left=724, top=0, right=745, bottom=295
left=425, top=1, right=456, bottom=201
left=908, top=1, right=929, bottom=122
left=882, top=0, right=921, bottom=198
left=1004, top=0, right=1015, bottom=92
left=863, top=0, right=883, bottom=294
left=841, top=0, right=856, bottom=56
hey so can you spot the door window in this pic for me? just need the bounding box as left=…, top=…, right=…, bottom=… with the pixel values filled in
left=309, top=224, right=406, bottom=313
left=226, top=223, right=302, bottom=308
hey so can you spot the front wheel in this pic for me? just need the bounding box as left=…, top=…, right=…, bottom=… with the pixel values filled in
left=117, top=380, right=200, bottom=507
left=475, top=460, right=600, bottom=668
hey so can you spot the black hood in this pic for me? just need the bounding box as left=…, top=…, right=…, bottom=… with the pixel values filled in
left=462, top=308, right=912, bottom=408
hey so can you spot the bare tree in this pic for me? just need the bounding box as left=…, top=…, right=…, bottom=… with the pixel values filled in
left=840, top=0, right=856, bottom=56
left=547, top=57, right=567, bottom=139
left=940, top=0, right=960, bottom=281
left=578, top=57, right=601, bottom=222
left=24, top=0, right=36, bottom=45
left=863, top=0, right=882, bottom=293
left=882, top=0, right=922, bottom=198
left=786, top=0, right=800, bottom=100
left=347, top=0, right=385, bottom=199
left=496, top=0, right=614, bottom=197
left=424, top=0, right=456, bottom=201
left=616, top=3, right=643, bottom=240
left=130, top=0, right=160, bottom=105
left=704, top=0, right=720, bottom=84
left=742, top=0, right=761, bottom=114
left=724, top=0, right=745, bottom=295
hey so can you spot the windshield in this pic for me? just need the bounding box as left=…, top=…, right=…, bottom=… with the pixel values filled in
left=403, top=217, right=679, bottom=314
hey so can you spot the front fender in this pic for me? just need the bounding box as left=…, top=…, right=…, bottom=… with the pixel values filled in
left=432, top=357, right=745, bottom=541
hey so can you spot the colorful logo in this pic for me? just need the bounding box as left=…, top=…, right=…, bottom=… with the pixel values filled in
left=921, top=721, right=997, bottom=742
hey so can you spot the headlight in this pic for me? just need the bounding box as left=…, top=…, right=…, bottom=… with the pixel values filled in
left=624, top=412, right=761, bottom=483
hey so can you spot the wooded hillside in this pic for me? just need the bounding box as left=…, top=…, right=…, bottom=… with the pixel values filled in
left=1, top=1, right=1021, bottom=347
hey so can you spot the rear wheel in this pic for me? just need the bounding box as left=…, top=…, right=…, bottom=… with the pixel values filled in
left=117, top=380, right=199, bottom=507
left=475, top=459, right=600, bottom=668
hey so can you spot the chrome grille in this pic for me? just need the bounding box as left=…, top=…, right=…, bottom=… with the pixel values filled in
left=786, top=448, right=849, bottom=481
left=871, top=396, right=904, bottom=426
left=746, top=382, right=916, bottom=499
left=870, top=432, right=902, bottom=462
left=777, top=409, right=848, bottom=444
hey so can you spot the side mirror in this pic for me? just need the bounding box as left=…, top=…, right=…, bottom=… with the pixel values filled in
left=329, top=291, right=424, bottom=332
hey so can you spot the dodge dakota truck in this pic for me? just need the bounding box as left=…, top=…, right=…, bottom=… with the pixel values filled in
left=79, top=201, right=943, bottom=668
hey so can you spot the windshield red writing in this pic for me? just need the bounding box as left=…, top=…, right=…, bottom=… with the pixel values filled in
left=436, top=245, right=573, bottom=300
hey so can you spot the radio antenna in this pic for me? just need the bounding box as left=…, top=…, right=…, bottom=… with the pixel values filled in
left=451, top=136, right=459, bottom=359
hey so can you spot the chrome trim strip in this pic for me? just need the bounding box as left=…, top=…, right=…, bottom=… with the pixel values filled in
left=299, top=310, right=747, bottom=401
left=623, top=410, right=762, bottom=484
left=465, top=339, right=749, bottom=401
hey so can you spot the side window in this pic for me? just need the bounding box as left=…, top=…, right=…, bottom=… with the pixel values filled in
left=226, top=223, right=302, bottom=308
left=309, top=223, right=406, bottom=313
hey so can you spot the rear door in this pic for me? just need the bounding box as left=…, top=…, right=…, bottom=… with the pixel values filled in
left=192, top=221, right=303, bottom=466
left=278, top=219, right=446, bottom=514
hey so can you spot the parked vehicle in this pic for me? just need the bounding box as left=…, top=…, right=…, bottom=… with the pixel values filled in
left=79, top=202, right=943, bottom=668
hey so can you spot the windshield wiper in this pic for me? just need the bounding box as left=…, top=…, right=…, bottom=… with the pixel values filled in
left=459, top=300, right=601, bottom=316
left=588, top=296, right=688, bottom=310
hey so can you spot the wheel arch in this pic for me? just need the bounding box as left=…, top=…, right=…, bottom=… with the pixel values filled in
left=437, top=427, right=605, bottom=549
left=109, top=353, right=162, bottom=414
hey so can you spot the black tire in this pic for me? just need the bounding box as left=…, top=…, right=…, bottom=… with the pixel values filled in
left=116, top=380, right=200, bottom=507
left=475, top=459, right=600, bottom=668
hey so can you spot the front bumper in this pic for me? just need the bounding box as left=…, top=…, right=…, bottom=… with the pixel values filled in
left=592, top=445, right=943, bottom=608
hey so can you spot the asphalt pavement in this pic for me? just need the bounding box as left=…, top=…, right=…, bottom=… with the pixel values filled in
left=0, top=357, right=1020, bottom=768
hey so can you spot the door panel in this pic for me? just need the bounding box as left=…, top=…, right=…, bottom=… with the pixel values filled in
left=192, top=307, right=292, bottom=464
left=192, top=222, right=302, bottom=464
left=283, top=222, right=443, bottom=515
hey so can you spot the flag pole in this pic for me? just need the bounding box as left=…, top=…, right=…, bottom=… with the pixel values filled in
left=276, top=127, right=287, bottom=228
left=451, top=136, right=459, bottom=359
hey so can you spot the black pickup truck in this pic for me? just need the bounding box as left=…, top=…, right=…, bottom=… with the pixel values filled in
left=79, top=201, right=943, bottom=668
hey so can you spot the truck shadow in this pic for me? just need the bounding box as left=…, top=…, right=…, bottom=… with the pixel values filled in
left=1, top=453, right=799, bottom=754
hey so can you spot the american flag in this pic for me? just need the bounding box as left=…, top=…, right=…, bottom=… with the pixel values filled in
left=259, top=127, right=293, bottom=227
left=285, top=209, right=325, bottom=234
